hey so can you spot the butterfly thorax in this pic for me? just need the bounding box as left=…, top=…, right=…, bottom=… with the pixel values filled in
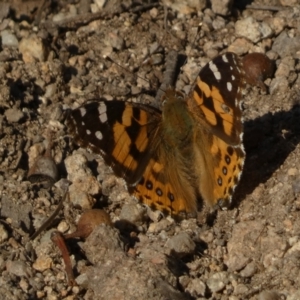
left=161, top=89, right=194, bottom=148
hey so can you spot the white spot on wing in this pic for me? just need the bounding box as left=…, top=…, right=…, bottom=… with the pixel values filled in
left=98, top=103, right=107, bottom=114
left=86, top=129, right=91, bottom=135
left=95, top=131, right=103, bottom=140
left=227, top=82, right=232, bottom=91
left=100, top=113, right=108, bottom=123
left=97, top=103, right=108, bottom=123
left=231, top=75, right=236, bottom=81
left=222, top=54, right=229, bottom=63
left=209, top=61, right=221, bottom=80
left=79, top=107, right=87, bottom=117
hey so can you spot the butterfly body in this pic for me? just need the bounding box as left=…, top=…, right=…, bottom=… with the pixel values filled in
left=67, top=53, right=245, bottom=219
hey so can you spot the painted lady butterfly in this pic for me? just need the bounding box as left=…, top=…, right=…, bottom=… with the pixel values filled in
left=67, top=53, right=245, bottom=219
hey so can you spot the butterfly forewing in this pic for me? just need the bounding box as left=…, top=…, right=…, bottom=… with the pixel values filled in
left=189, top=53, right=245, bottom=146
left=67, top=101, right=161, bottom=184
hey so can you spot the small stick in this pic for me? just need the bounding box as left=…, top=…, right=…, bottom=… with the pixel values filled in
left=246, top=4, right=288, bottom=11
left=29, top=191, right=67, bottom=240
left=51, top=231, right=76, bottom=286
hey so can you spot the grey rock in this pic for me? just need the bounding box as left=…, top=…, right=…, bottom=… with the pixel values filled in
left=258, top=290, right=282, bottom=300
left=1, top=30, right=18, bottom=47
left=119, top=203, right=146, bottom=225
left=272, top=31, right=300, bottom=58
left=1, top=195, right=31, bottom=230
left=185, top=278, right=206, bottom=297
left=240, top=261, right=257, bottom=277
left=4, top=108, right=24, bottom=123
left=235, top=17, right=273, bottom=43
left=6, top=260, right=32, bottom=278
left=211, top=0, right=233, bottom=16
left=165, top=232, right=196, bottom=257
left=206, top=271, right=227, bottom=292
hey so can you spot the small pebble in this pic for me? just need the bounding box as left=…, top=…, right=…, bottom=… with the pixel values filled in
left=57, top=221, right=69, bottom=233
left=185, top=278, right=206, bottom=297
left=119, top=203, right=146, bottom=225
left=165, top=232, right=196, bottom=257
left=64, top=153, right=92, bottom=182
left=272, top=30, right=300, bottom=58
left=206, top=271, right=227, bottom=292
left=69, top=190, right=95, bottom=210
left=19, top=35, right=48, bottom=63
left=94, top=0, right=106, bottom=9
left=234, top=283, right=249, bottom=295
left=258, top=290, right=282, bottom=300
left=288, top=168, right=298, bottom=176
left=211, top=0, right=232, bottom=16
left=287, top=290, right=300, bottom=300
left=108, top=32, right=124, bottom=51
left=32, top=255, right=53, bottom=272
left=235, top=17, right=273, bottom=43
left=0, top=224, right=8, bottom=242
left=240, top=261, right=257, bottom=277
left=75, top=273, right=89, bottom=287
left=19, top=278, right=29, bottom=292
left=6, top=260, right=31, bottom=277
left=1, top=30, right=18, bottom=47
left=5, top=108, right=24, bottom=123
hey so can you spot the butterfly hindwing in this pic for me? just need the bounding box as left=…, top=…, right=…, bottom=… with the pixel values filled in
left=129, top=142, right=198, bottom=218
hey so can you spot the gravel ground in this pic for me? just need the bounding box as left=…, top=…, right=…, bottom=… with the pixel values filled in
left=1, top=0, right=300, bottom=299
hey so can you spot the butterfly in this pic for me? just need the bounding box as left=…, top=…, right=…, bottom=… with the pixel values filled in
left=66, top=52, right=245, bottom=219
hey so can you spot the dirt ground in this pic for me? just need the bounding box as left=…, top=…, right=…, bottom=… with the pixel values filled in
left=1, top=0, right=300, bottom=299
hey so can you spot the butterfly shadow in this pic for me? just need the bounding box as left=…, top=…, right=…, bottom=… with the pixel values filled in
left=234, top=104, right=300, bottom=205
